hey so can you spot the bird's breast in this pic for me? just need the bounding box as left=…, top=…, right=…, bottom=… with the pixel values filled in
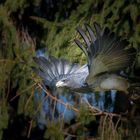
left=100, top=75, right=130, bottom=92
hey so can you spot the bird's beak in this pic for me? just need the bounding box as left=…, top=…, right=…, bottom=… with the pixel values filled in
left=56, top=81, right=65, bottom=87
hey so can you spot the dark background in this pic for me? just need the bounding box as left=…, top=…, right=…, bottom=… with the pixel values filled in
left=0, top=0, right=140, bottom=139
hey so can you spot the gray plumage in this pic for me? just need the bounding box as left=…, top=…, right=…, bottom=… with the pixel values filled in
left=33, top=55, right=88, bottom=91
left=74, top=23, right=135, bottom=93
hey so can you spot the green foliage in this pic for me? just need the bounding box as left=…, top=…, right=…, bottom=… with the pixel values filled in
left=98, top=116, right=140, bottom=140
left=0, top=6, right=16, bottom=58
left=0, top=4, right=36, bottom=138
left=31, top=0, right=140, bottom=64
left=44, top=121, right=64, bottom=140
left=5, top=0, right=28, bottom=13
left=0, top=100, right=8, bottom=140
left=98, top=116, right=121, bottom=140
left=0, top=0, right=140, bottom=139
left=31, top=0, right=94, bottom=63
left=75, top=105, right=96, bottom=138
left=5, top=0, right=41, bottom=13
left=77, top=105, right=96, bottom=125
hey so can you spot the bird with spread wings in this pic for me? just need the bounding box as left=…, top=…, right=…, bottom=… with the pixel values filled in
left=33, top=23, right=135, bottom=94
left=33, top=55, right=89, bottom=94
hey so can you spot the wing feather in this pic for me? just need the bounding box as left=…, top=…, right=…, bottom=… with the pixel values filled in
left=75, top=23, right=135, bottom=84
left=33, top=56, right=87, bottom=87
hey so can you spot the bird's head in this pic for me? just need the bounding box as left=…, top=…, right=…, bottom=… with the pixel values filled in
left=55, top=74, right=86, bottom=90
left=55, top=74, right=93, bottom=93
left=56, top=78, right=70, bottom=88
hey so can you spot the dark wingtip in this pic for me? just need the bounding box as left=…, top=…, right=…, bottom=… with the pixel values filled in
left=76, top=26, right=81, bottom=32
left=93, top=22, right=102, bottom=35
left=85, top=23, right=96, bottom=42
left=74, top=39, right=88, bottom=57
left=76, top=27, right=86, bottom=37
left=74, top=39, right=81, bottom=46
left=84, top=23, right=90, bottom=29
left=93, top=22, right=100, bottom=28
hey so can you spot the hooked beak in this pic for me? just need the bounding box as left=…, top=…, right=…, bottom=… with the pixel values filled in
left=56, top=81, right=65, bottom=87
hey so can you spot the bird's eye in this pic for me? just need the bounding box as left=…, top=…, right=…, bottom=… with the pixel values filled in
left=83, top=82, right=88, bottom=86
left=63, top=79, right=67, bottom=82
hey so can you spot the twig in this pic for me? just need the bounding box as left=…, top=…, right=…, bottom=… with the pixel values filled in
left=24, top=90, right=34, bottom=110
left=27, top=120, right=33, bottom=138
left=37, top=83, right=79, bottom=113
left=101, top=115, right=108, bottom=140
left=83, top=98, right=121, bottom=117
left=34, top=93, right=49, bottom=115
left=10, top=83, right=37, bottom=101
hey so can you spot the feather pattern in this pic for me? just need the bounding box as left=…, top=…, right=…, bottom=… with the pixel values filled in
left=33, top=56, right=88, bottom=88
left=75, top=23, right=135, bottom=85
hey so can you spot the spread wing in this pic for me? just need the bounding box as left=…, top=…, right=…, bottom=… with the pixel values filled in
left=75, top=23, right=135, bottom=84
left=33, top=56, right=88, bottom=88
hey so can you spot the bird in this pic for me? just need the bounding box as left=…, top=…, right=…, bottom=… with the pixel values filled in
left=32, top=55, right=89, bottom=95
left=54, top=23, right=135, bottom=94
left=33, top=54, right=118, bottom=122
left=33, top=54, right=119, bottom=126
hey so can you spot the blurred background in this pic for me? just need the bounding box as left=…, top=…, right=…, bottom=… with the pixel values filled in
left=0, top=0, right=140, bottom=139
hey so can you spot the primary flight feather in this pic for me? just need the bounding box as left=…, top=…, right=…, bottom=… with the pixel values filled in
left=75, top=23, right=135, bottom=93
